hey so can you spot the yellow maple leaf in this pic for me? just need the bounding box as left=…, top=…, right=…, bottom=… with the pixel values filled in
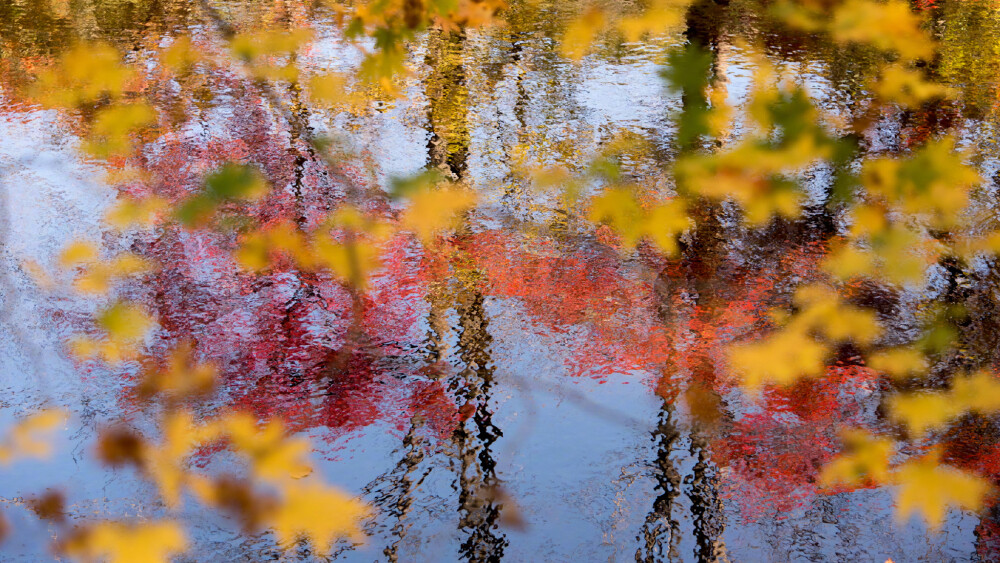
left=890, top=372, right=1000, bottom=435
left=105, top=197, right=168, bottom=230
left=867, top=348, right=926, bottom=379
left=894, top=452, right=989, bottom=529
left=729, top=326, right=829, bottom=388
left=225, top=415, right=313, bottom=482
left=0, top=409, right=68, bottom=464
left=831, top=0, right=933, bottom=61
left=64, top=520, right=187, bottom=563
left=888, top=391, right=956, bottom=436
left=823, top=243, right=875, bottom=280
left=617, top=0, right=687, bottom=42
left=74, top=253, right=151, bottom=294
left=588, top=189, right=690, bottom=253
left=267, top=481, right=369, bottom=554
left=400, top=187, right=477, bottom=244
left=820, top=429, right=894, bottom=488
left=139, top=342, right=216, bottom=400
left=145, top=411, right=225, bottom=506
left=59, top=241, right=99, bottom=267
left=312, top=237, right=381, bottom=288
left=560, top=8, right=605, bottom=61
left=97, top=302, right=154, bottom=343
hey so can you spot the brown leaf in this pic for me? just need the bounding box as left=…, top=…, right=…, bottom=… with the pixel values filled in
left=96, top=427, right=145, bottom=468
left=27, top=490, right=66, bottom=523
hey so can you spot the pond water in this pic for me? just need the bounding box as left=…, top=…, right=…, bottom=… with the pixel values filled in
left=3, top=0, right=1000, bottom=561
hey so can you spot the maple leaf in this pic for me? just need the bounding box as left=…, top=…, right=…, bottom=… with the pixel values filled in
left=889, top=372, right=1000, bottom=435
left=59, top=241, right=99, bottom=267
left=820, top=430, right=894, bottom=488
left=63, top=520, right=187, bottom=563
left=0, top=409, right=68, bottom=464
left=267, top=481, right=369, bottom=554
left=400, top=187, right=477, bottom=244
left=104, top=197, right=168, bottom=230
left=729, top=326, right=829, bottom=388
left=145, top=411, right=224, bottom=506
left=894, top=452, right=990, bottom=529
left=225, top=415, right=313, bottom=482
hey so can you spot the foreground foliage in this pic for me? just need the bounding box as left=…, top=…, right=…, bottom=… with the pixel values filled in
left=3, top=0, right=1000, bottom=558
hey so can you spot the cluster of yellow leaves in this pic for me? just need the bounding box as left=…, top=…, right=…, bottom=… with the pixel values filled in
left=0, top=410, right=68, bottom=465
left=729, top=284, right=880, bottom=387
left=400, top=186, right=478, bottom=244
left=69, top=302, right=155, bottom=364
left=676, top=136, right=827, bottom=225
left=236, top=215, right=384, bottom=288
left=559, top=0, right=691, bottom=60
left=862, top=138, right=979, bottom=230
left=231, top=29, right=314, bottom=82
left=823, top=139, right=980, bottom=287
left=773, top=0, right=949, bottom=112
left=58, top=241, right=151, bottom=294
left=587, top=189, right=690, bottom=255
left=237, top=186, right=475, bottom=286
left=821, top=434, right=991, bottom=529
left=894, top=451, right=991, bottom=529
left=338, top=0, right=506, bottom=34
left=32, top=43, right=155, bottom=157
left=104, top=196, right=169, bottom=230
left=81, top=346, right=369, bottom=556
left=830, top=0, right=932, bottom=60
left=889, top=371, right=1000, bottom=436
left=129, top=406, right=367, bottom=555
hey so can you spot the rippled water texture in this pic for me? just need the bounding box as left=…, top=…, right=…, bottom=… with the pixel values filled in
left=4, top=0, right=1000, bottom=560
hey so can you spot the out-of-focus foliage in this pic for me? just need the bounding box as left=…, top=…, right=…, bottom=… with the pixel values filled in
left=5, top=0, right=1000, bottom=551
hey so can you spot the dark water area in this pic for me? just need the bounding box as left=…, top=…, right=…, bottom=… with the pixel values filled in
left=4, top=0, right=1000, bottom=561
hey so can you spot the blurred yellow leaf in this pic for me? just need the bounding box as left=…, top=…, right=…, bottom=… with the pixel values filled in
left=105, top=197, right=168, bottom=229
left=889, top=372, right=1000, bottom=435
left=729, top=326, right=829, bottom=388
left=820, top=430, right=894, bottom=488
left=308, top=73, right=350, bottom=106
left=64, top=520, right=187, bottom=563
left=138, top=342, right=216, bottom=400
left=59, top=241, right=99, bottom=267
left=400, top=187, right=477, bottom=244
left=617, top=0, right=687, bottom=42
left=0, top=409, right=68, bottom=464
left=268, top=481, right=369, bottom=554
left=868, top=348, right=927, bottom=379
left=313, top=237, right=381, bottom=288
left=831, top=0, right=933, bottom=61
left=560, top=8, right=605, bottom=61
left=823, top=243, right=875, bottom=280
left=97, top=302, right=154, bottom=343
left=895, top=452, right=989, bottom=529
left=34, top=43, right=135, bottom=107
left=162, top=36, right=198, bottom=73
left=873, top=64, right=953, bottom=108
left=225, top=415, right=313, bottom=483
left=83, top=103, right=157, bottom=157
left=588, top=189, right=690, bottom=254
